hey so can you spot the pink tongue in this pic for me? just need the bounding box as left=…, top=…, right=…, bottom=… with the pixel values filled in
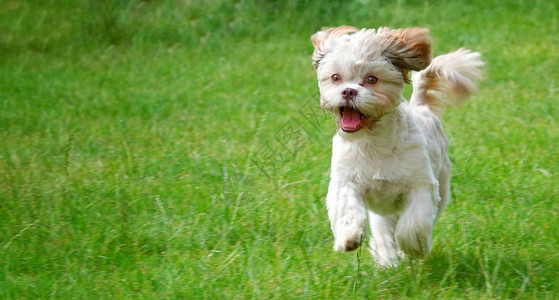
left=342, top=107, right=362, bottom=128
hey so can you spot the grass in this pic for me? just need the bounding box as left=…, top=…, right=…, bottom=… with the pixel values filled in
left=1, top=0, right=558, bottom=298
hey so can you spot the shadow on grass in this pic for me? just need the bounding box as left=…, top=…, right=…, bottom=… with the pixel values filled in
left=418, top=246, right=557, bottom=297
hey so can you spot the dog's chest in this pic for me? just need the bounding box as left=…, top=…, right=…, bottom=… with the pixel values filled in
left=345, top=148, right=414, bottom=215
left=362, top=178, right=408, bottom=215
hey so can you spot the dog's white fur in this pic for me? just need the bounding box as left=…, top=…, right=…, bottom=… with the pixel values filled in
left=311, top=26, right=483, bottom=267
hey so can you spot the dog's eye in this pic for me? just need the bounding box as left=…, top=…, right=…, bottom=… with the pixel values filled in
left=331, top=74, right=341, bottom=82
left=366, top=75, right=378, bottom=84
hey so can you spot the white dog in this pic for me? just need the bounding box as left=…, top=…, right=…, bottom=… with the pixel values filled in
left=311, top=26, right=483, bottom=267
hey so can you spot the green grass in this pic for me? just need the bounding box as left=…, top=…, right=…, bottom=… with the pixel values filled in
left=1, top=0, right=558, bottom=298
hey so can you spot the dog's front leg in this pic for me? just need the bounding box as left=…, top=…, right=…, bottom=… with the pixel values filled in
left=395, top=185, right=439, bottom=258
left=326, top=182, right=367, bottom=252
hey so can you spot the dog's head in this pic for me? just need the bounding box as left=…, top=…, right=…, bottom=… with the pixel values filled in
left=311, top=26, right=432, bottom=135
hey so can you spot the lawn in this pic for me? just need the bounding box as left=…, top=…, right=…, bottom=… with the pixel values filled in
left=1, top=0, right=558, bottom=298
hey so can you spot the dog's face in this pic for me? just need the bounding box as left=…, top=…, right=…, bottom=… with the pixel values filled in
left=311, top=26, right=432, bottom=135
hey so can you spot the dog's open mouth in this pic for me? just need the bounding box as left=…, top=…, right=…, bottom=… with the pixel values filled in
left=339, top=106, right=368, bottom=132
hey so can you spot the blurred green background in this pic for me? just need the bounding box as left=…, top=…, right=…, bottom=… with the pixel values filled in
left=1, top=0, right=558, bottom=298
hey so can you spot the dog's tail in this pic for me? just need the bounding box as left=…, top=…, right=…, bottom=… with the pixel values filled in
left=410, top=48, right=484, bottom=114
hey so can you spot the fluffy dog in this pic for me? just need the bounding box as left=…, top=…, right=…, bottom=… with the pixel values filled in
left=311, top=26, right=483, bottom=267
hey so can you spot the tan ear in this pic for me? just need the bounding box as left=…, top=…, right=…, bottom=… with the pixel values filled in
left=377, top=27, right=432, bottom=82
left=311, top=25, right=358, bottom=69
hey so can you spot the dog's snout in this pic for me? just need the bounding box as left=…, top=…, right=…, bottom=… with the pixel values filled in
left=342, top=88, right=358, bottom=100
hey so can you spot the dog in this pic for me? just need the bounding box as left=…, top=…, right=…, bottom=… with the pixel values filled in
left=311, top=26, right=483, bottom=267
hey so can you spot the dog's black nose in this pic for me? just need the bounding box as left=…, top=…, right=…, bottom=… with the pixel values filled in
left=342, top=88, right=358, bottom=100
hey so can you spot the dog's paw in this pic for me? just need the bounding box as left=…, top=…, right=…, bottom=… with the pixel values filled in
left=370, top=249, right=399, bottom=268
left=369, top=240, right=399, bottom=267
left=334, top=236, right=361, bottom=252
left=395, top=223, right=433, bottom=258
left=332, top=218, right=365, bottom=252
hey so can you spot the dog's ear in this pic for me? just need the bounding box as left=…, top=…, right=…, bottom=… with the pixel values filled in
left=377, top=27, right=432, bottom=82
left=311, top=25, right=358, bottom=69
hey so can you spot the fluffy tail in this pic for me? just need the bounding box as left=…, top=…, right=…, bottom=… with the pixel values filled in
left=410, top=48, right=484, bottom=113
